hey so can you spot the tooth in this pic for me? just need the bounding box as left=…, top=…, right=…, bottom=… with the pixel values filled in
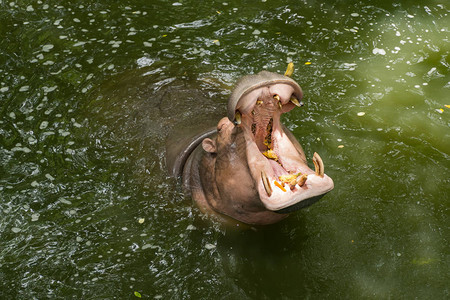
left=273, top=94, right=280, bottom=101
left=290, top=96, right=303, bottom=107
left=278, top=101, right=283, bottom=110
left=261, top=171, right=272, bottom=197
left=312, top=152, right=324, bottom=177
left=234, top=111, right=242, bottom=125
left=296, top=174, right=308, bottom=186
left=256, top=99, right=263, bottom=105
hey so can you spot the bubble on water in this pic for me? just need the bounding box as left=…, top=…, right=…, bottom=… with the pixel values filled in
left=9, top=144, right=27, bottom=153
left=252, top=29, right=261, bottom=35
left=73, top=41, right=86, bottom=47
left=60, top=198, right=72, bottom=205
left=12, top=227, right=22, bottom=233
left=122, top=227, right=128, bottom=231
left=107, top=64, right=115, bottom=70
left=31, top=214, right=40, bottom=221
left=9, top=112, right=16, bottom=119
left=173, top=2, right=182, bottom=6
left=357, top=112, right=366, bottom=116
left=28, top=137, right=37, bottom=144
left=0, top=86, right=9, bottom=92
left=43, top=131, right=55, bottom=137
left=43, top=60, right=54, bottom=66
left=45, top=174, right=55, bottom=181
left=341, top=63, right=357, bottom=71
left=137, top=57, right=155, bottom=67
left=186, top=225, right=196, bottom=230
left=59, top=35, right=68, bottom=39
left=58, top=129, right=71, bottom=137
left=205, top=243, right=216, bottom=250
left=306, top=21, right=312, bottom=25
left=42, top=44, right=54, bottom=52
left=142, top=244, right=154, bottom=250
left=372, top=48, right=386, bottom=55
left=26, top=5, right=34, bottom=11
left=39, top=121, right=49, bottom=129
left=19, top=85, right=30, bottom=92
left=427, top=67, right=436, bottom=75
left=31, top=181, right=39, bottom=187
left=351, top=13, right=359, bottom=17
left=73, top=18, right=81, bottom=23
left=43, top=86, right=57, bottom=93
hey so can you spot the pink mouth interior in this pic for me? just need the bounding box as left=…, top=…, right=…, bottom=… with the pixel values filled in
left=237, top=88, right=333, bottom=211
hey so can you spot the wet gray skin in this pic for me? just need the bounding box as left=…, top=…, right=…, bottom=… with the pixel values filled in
left=168, top=71, right=334, bottom=225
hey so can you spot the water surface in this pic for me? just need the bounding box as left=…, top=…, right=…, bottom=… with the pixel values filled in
left=0, top=0, right=448, bottom=298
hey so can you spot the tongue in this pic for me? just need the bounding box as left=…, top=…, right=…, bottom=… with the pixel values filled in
left=269, top=159, right=287, bottom=177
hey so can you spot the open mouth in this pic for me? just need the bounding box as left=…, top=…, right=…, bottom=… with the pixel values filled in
left=233, top=83, right=333, bottom=213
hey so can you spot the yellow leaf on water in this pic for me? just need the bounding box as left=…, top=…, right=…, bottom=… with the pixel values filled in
left=305, top=61, right=312, bottom=65
left=412, top=258, right=436, bottom=265
left=138, top=218, right=145, bottom=224
left=338, top=145, right=344, bottom=148
left=445, top=105, right=450, bottom=109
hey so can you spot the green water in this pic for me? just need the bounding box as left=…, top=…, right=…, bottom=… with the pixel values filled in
left=0, top=0, right=448, bottom=298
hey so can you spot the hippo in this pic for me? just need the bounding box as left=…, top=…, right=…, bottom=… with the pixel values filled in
left=167, top=69, right=334, bottom=225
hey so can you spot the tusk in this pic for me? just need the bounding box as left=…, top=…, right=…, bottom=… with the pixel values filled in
left=296, top=174, right=308, bottom=187
left=312, top=152, right=324, bottom=177
left=234, top=111, right=242, bottom=125
left=256, top=99, right=263, bottom=105
left=261, top=171, right=272, bottom=197
left=290, top=96, right=303, bottom=107
left=284, top=62, right=294, bottom=77
left=273, top=94, right=280, bottom=101
left=278, top=101, right=283, bottom=110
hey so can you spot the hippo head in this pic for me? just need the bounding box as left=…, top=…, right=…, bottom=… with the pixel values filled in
left=196, top=71, right=334, bottom=225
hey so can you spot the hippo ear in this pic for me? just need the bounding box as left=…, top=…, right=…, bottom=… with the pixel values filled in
left=202, top=138, right=216, bottom=153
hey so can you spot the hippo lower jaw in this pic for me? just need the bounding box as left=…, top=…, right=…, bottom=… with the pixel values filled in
left=238, top=91, right=334, bottom=213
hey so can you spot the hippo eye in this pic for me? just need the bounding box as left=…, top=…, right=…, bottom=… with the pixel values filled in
left=217, top=122, right=225, bottom=132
